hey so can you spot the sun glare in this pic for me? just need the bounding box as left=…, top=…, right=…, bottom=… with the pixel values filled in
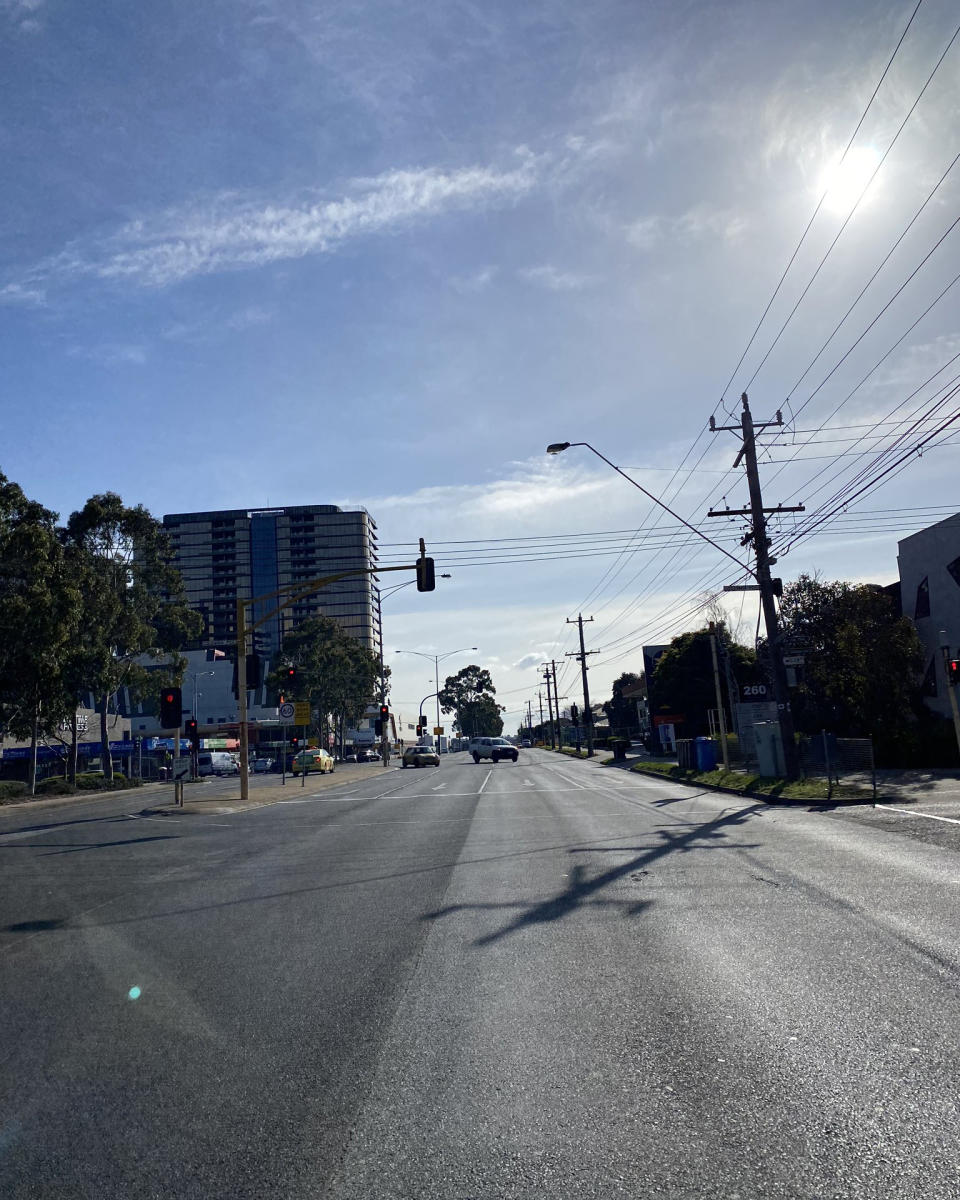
left=819, top=145, right=882, bottom=215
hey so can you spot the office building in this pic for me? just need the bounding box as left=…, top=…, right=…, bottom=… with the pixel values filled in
left=163, top=504, right=380, bottom=658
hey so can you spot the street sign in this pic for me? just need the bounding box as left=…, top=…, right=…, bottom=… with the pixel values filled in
left=294, top=702, right=311, bottom=725
left=278, top=701, right=295, bottom=722
left=433, top=726, right=444, bottom=735
left=172, top=759, right=191, bottom=781
left=783, top=655, right=805, bottom=666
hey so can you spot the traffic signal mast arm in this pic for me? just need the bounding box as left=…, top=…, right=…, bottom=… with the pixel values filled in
left=236, top=541, right=434, bottom=801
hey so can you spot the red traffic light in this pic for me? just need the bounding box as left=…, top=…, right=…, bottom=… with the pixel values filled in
left=949, top=659, right=960, bottom=686
left=380, top=704, right=389, bottom=717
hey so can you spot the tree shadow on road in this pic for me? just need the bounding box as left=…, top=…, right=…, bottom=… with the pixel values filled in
left=423, top=803, right=765, bottom=946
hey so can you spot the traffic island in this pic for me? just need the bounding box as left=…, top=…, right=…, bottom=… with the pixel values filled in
left=141, top=762, right=393, bottom=816
left=622, top=759, right=873, bottom=804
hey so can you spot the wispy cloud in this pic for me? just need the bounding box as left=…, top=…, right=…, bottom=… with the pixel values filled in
left=6, top=155, right=542, bottom=297
left=626, top=205, right=747, bottom=251
left=67, top=343, right=147, bottom=367
left=513, top=652, right=546, bottom=670
left=450, top=265, right=499, bottom=294
left=517, top=264, right=595, bottom=291
left=1, top=0, right=43, bottom=33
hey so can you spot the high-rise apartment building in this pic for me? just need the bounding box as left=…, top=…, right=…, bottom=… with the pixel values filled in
left=163, top=505, right=379, bottom=658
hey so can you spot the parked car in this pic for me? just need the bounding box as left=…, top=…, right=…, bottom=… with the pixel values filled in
left=402, top=745, right=440, bottom=768
left=521, top=739, right=532, bottom=747
left=472, top=737, right=519, bottom=764
left=356, top=747, right=379, bottom=762
left=291, top=748, right=336, bottom=775
left=252, top=757, right=272, bottom=774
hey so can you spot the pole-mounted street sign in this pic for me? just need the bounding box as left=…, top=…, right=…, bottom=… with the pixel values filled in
left=278, top=701, right=295, bottom=722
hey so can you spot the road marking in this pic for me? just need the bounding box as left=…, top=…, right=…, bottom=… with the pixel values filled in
left=478, top=770, right=492, bottom=795
left=875, top=804, right=960, bottom=827
left=432, top=783, right=446, bottom=791
left=523, top=779, right=535, bottom=787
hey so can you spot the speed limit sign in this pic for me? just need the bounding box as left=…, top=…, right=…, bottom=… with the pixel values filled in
left=278, top=701, right=295, bottom=722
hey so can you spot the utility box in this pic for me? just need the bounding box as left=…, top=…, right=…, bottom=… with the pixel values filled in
left=754, top=722, right=786, bottom=777
left=694, top=737, right=717, bottom=772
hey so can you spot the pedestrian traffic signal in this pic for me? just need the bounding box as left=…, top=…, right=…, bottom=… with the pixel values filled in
left=159, top=687, right=182, bottom=728
left=184, top=719, right=199, bottom=750
left=949, top=658, right=960, bottom=687
left=416, top=556, right=436, bottom=592
left=375, top=719, right=384, bottom=735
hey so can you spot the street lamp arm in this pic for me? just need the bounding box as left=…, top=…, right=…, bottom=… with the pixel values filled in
left=546, top=440, right=754, bottom=576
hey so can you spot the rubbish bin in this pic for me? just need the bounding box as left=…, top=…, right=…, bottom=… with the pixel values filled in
left=694, top=737, right=717, bottom=771
left=612, top=740, right=627, bottom=762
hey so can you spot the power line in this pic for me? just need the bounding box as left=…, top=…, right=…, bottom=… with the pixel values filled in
left=717, top=0, right=926, bottom=403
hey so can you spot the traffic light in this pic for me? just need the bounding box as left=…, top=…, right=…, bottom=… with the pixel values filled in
left=159, top=687, right=182, bottom=728
left=570, top=704, right=579, bottom=725
left=380, top=704, right=389, bottom=719
left=416, top=556, right=436, bottom=592
left=949, top=659, right=960, bottom=687
left=246, top=654, right=262, bottom=688
left=290, top=736, right=299, bottom=750
left=282, top=665, right=298, bottom=686
left=184, top=719, right=199, bottom=750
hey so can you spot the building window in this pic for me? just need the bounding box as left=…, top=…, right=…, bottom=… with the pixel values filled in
left=947, top=556, right=960, bottom=589
left=915, top=577, right=931, bottom=619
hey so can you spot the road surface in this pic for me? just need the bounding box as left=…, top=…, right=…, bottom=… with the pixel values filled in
left=2, top=749, right=960, bottom=1198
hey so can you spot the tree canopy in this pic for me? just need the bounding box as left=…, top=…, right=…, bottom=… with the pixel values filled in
left=267, top=615, right=381, bottom=742
left=439, top=665, right=503, bottom=737
left=778, top=574, right=924, bottom=757
left=652, top=627, right=758, bottom=737
left=602, top=672, right=644, bottom=737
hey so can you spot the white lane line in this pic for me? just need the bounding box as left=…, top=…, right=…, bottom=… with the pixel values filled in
left=478, top=770, right=493, bottom=795
left=523, top=778, right=535, bottom=787
left=432, top=784, right=446, bottom=791
left=875, top=804, right=960, bottom=827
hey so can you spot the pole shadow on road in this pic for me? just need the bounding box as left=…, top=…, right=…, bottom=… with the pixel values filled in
left=422, top=803, right=765, bottom=946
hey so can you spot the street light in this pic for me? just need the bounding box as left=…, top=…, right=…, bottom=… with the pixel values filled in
left=395, top=645, right=477, bottom=747
left=374, top=575, right=451, bottom=764
left=546, top=441, right=752, bottom=574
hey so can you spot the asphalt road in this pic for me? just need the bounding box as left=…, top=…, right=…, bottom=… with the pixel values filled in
left=3, top=749, right=960, bottom=1198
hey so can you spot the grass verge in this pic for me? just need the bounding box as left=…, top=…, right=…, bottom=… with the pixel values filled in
left=625, top=760, right=871, bottom=803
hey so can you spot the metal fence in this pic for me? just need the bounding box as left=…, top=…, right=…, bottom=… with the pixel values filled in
left=798, top=734, right=876, bottom=800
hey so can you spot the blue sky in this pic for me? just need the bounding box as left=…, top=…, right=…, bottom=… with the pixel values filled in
left=2, top=0, right=959, bottom=727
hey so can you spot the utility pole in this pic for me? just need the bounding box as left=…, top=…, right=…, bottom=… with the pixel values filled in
left=566, top=614, right=597, bottom=757
left=538, top=690, right=545, bottom=745
left=550, top=659, right=562, bottom=750
left=708, top=624, right=730, bottom=770
left=526, top=699, right=533, bottom=740
left=541, top=665, right=557, bottom=749
left=709, top=393, right=804, bottom=779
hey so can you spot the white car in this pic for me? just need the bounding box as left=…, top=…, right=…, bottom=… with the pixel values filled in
left=471, top=737, right=519, bottom=764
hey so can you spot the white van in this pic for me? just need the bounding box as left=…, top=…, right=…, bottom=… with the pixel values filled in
left=196, top=751, right=238, bottom=777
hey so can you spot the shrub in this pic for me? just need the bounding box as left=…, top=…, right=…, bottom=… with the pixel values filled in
left=0, top=781, right=27, bottom=801
left=35, top=778, right=75, bottom=796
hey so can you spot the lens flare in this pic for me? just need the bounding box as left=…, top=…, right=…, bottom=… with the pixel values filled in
left=127, top=986, right=141, bottom=1001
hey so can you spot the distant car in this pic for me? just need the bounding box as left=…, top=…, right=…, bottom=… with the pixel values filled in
left=473, top=737, right=519, bottom=764
left=356, top=748, right=379, bottom=762
left=521, top=739, right=532, bottom=747
left=291, top=748, right=336, bottom=775
left=197, top=751, right=239, bottom=777
left=402, top=745, right=440, bottom=768
left=252, top=757, right=272, bottom=774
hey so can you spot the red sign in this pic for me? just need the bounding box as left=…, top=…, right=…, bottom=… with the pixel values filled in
left=653, top=714, right=684, bottom=726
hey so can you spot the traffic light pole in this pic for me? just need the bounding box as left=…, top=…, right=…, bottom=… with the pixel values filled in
left=940, top=637, right=960, bottom=759
left=236, top=553, right=431, bottom=803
